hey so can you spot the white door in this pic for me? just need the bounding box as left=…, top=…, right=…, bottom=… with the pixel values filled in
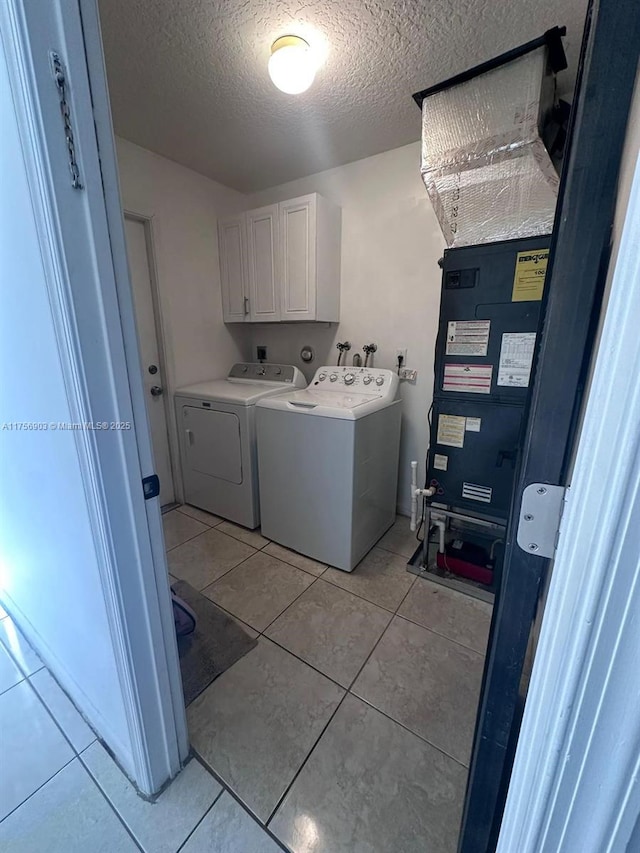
left=280, top=194, right=317, bottom=321
left=246, top=204, right=280, bottom=321
left=125, top=217, right=175, bottom=506
left=218, top=215, right=248, bottom=323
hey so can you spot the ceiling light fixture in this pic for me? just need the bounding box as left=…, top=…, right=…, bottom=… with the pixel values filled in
left=268, top=35, right=317, bottom=95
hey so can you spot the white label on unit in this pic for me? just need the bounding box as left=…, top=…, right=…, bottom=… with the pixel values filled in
left=433, top=453, right=448, bottom=471
left=446, top=320, right=491, bottom=356
left=497, top=332, right=537, bottom=387
left=465, top=417, right=482, bottom=432
left=462, top=482, right=493, bottom=503
left=436, top=414, right=466, bottom=448
left=443, top=364, right=493, bottom=394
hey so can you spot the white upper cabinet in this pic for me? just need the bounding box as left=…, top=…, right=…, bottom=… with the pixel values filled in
left=246, top=204, right=280, bottom=322
left=218, top=193, right=341, bottom=323
left=218, top=215, right=248, bottom=323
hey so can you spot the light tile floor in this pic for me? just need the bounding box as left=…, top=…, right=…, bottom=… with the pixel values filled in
left=169, top=508, right=493, bottom=852
left=0, top=510, right=492, bottom=852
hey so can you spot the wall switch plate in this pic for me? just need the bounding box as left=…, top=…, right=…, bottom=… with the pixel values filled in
left=399, top=367, right=418, bottom=381
left=256, top=345, right=267, bottom=361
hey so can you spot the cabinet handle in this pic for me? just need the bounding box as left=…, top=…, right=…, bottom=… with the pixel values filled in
left=244, top=296, right=250, bottom=315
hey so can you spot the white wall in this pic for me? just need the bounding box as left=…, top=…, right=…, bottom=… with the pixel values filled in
left=115, top=138, right=251, bottom=498
left=114, top=139, right=445, bottom=515
left=245, top=142, right=445, bottom=514
left=115, top=137, right=250, bottom=388
left=0, top=43, right=133, bottom=775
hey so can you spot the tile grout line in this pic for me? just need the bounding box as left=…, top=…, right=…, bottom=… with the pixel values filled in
left=197, top=550, right=323, bottom=625
left=0, top=673, right=25, bottom=698
left=392, top=610, right=490, bottom=657
left=175, top=534, right=322, bottom=603
left=0, top=752, right=79, bottom=825
left=172, top=784, right=226, bottom=853
left=77, top=747, right=145, bottom=853
left=258, top=576, right=321, bottom=636
left=264, top=689, right=352, bottom=829
left=348, top=690, right=472, bottom=771
left=333, top=585, right=479, bottom=769
left=0, top=632, right=142, bottom=849
left=259, top=633, right=347, bottom=692
left=318, top=571, right=407, bottom=614
left=176, top=539, right=265, bottom=594
left=190, top=753, right=292, bottom=853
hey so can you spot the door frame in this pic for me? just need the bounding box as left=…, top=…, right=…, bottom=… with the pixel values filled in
left=1, top=0, right=188, bottom=793
left=124, top=210, right=178, bottom=507
left=496, top=135, right=640, bottom=851
left=459, top=0, right=640, bottom=848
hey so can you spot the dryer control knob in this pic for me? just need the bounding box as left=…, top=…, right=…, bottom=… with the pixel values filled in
left=330, top=374, right=338, bottom=382
left=363, top=375, right=373, bottom=385
left=375, top=376, right=384, bottom=386
left=344, top=373, right=355, bottom=385
left=318, top=372, right=327, bottom=381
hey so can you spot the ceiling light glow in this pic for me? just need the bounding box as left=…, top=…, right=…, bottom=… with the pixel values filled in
left=268, top=35, right=317, bottom=95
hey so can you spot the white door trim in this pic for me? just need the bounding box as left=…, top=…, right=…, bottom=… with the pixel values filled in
left=497, top=146, right=640, bottom=849
left=124, top=211, right=178, bottom=506
left=1, top=0, right=187, bottom=793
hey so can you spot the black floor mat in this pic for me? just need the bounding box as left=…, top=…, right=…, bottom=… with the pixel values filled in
left=171, top=580, right=258, bottom=707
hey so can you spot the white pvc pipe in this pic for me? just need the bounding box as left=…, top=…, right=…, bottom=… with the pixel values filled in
left=410, top=461, right=419, bottom=531
left=409, top=460, right=436, bottom=531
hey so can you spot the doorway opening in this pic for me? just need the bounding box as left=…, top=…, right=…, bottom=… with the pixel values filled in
left=124, top=214, right=176, bottom=508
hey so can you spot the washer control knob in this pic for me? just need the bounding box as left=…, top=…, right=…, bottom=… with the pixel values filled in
left=274, top=367, right=282, bottom=375
left=363, top=375, right=373, bottom=385
left=330, top=373, right=338, bottom=382
left=344, top=373, right=355, bottom=385
left=375, top=376, right=384, bottom=386
left=241, top=365, right=248, bottom=372
left=318, top=372, right=327, bottom=381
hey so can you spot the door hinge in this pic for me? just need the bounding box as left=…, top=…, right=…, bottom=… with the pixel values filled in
left=50, top=52, right=83, bottom=190
left=142, top=474, right=160, bottom=500
left=516, top=483, right=568, bottom=558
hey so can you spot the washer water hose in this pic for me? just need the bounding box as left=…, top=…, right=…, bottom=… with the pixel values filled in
left=336, top=341, right=351, bottom=365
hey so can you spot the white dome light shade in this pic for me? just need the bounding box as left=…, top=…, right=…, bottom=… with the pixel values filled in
left=268, top=35, right=317, bottom=95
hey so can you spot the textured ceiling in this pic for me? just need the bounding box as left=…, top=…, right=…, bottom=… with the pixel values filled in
left=98, top=0, right=589, bottom=192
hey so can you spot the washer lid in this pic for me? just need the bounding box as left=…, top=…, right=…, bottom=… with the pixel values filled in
left=257, top=388, right=398, bottom=420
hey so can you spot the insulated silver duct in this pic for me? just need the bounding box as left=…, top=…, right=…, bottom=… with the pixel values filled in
left=419, top=44, right=562, bottom=247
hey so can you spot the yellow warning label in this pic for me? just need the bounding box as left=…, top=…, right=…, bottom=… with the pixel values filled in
left=512, top=249, right=549, bottom=302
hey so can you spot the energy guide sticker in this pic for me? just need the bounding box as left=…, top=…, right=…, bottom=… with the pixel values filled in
left=512, top=250, right=548, bottom=302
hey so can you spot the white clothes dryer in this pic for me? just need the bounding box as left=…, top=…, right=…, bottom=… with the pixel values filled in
left=256, top=365, right=401, bottom=571
left=175, top=363, right=306, bottom=529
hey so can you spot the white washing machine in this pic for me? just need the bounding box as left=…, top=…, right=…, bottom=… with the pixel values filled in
left=256, top=365, right=401, bottom=571
left=175, top=363, right=306, bottom=529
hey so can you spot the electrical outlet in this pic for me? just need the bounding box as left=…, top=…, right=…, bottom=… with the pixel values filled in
left=395, top=348, right=407, bottom=364
left=256, top=345, right=267, bottom=361
left=399, top=367, right=418, bottom=381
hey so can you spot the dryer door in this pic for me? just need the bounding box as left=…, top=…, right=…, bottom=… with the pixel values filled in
left=182, top=406, right=242, bottom=484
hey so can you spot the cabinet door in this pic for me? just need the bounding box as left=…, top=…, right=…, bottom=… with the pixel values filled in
left=246, top=204, right=280, bottom=322
left=279, top=195, right=317, bottom=321
left=218, top=215, right=248, bottom=323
